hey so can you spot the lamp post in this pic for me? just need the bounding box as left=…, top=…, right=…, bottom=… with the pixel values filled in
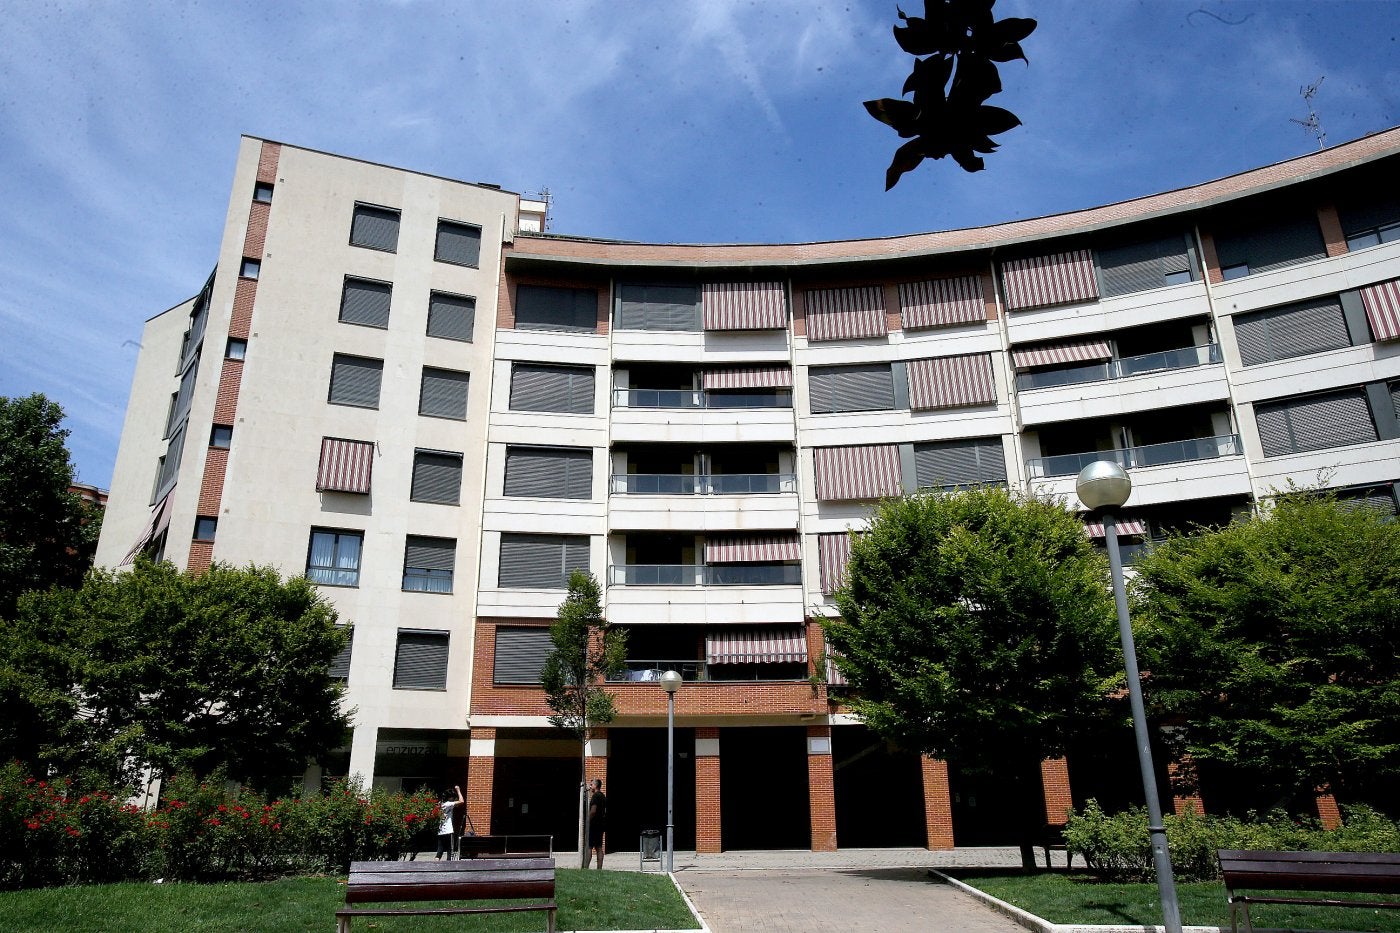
left=1076, top=460, right=1182, bottom=933
left=660, top=669, right=682, bottom=873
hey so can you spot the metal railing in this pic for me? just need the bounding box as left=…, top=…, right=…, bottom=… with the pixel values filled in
left=1016, top=344, right=1221, bottom=392
left=613, top=388, right=793, bottom=409
left=608, top=564, right=803, bottom=586
left=611, top=472, right=797, bottom=495
left=1026, top=433, right=1243, bottom=478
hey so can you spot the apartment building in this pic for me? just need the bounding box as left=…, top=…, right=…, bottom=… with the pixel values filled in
left=97, top=130, right=1400, bottom=852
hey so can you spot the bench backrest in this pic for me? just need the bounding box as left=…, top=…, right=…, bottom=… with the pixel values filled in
left=345, top=857, right=556, bottom=905
left=1218, top=850, right=1400, bottom=894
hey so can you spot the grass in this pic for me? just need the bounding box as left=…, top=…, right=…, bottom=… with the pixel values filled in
left=0, top=868, right=699, bottom=932
left=951, top=870, right=1400, bottom=932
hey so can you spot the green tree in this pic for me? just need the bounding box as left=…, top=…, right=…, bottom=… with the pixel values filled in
left=1133, top=492, right=1400, bottom=809
left=0, top=560, right=350, bottom=792
left=0, top=393, right=101, bottom=618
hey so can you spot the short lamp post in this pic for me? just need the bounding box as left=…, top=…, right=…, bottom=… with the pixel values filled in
left=659, top=669, right=683, bottom=874
left=1076, top=460, right=1182, bottom=933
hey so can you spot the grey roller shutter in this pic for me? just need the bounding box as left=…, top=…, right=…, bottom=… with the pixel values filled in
left=808, top=364, right=896, bottom=413
left=329, top=629, right=353, bottom=680
left=1392, top=381, right=1400, bottom=421
left=1255, top=390, right=1377, bottom=456
left=498, top=533, right=589, bottom=588
left=419, top=368, right=469, bottom=419
left=405, top=536, right=456, bottom=572
left=410, top=451, right=463, bottom=504
left=504, top=447, right=593, bottom=498
left=914, top=437, right=1007, bottom=489
left=435, top=220, right=481, bottom=266
left=509, top=363, right=595, bottom=413
left=617, top=283, right=701, bottom=331
left=1098, top=233, right=1193, bottom=297
left=1338, top=192, right=1400, bottom=236
left=329, top=355, right=383, bottom=408
left=393, top=630, right=448, bottom=690
left=1233, top=297, right=1349, bottom=366
left=339, top=278, right=392, bottom=328
left=1337, top=489, right=1398, bottom=516
left=427, top=292, right=475, bottom=341
left=1215, top=213, right=1326, bottom=275
left=493, top=627, right=553, bottom=684
left=350, top=204, right=400, bottom=252
left=515, top=285, right=597, bottom=332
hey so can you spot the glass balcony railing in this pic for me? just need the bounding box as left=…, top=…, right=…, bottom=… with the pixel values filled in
left=1016, top=344, right=1221, bottom=392
left=613, top=388, right=793, bottom=409
left=607, top=660, right=706, bottom=683
left=1026, top=433, right=1243, bottom=479
left=611, top=472, right=797, bottom=495
left=605, top=659, right=808, bottom=683
left=609, top=564, right=803, bottom=586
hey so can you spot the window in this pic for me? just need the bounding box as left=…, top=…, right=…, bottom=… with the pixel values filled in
left=508, top=363, right=595, bottom=414
left=1213, top=211, right=1326, bottom=277
left=339, top=278, right=392, bottom=328
left=307, top=529, right=363, bottom=586
left=328, top=354, right=383, bottom=409
left=240, top=258, right=261, bottom=279
left=403, top=536, right=456, bottom=593
left=1098, top=232, right=1194, bottom=297
left=434, top=219, right=482, bottom=267
left=167, top=353, right=200, bottom=438
left=210, top=425, right=232, bottom=448
left=427, top=291, right=475, bottom=341
left=329, top=628, right=353, bottom=681
left=410, top=450, right=463, bottom=504
left=253, top=182, right=274, bottom=203
left=193, top=516, right=218, bottom=541
left=419, top=368, right=469, bottom=420
left=808, top=364, right=896, bottom=414
left=616, top=283, right=700, bottom=331
left=504, top=447, right=593, bottom=498
left=393, top=630, right=449, bottom=690
left=493, top=626, right=552, bottom=684
left=1338, top=192, right=1400, bottom=251
left=226, top=337, right=247, bottom=360
left=914, top=437, right=1007, bottom=490
left=1347, top=223, right=1400, bottom=251
left=1233, top=297, right=1351, bottom=366
left=498, top=533, right=589, bottom=588
left=1254, top=389, right=1378, bottom=457
left=350, top=203, right=400, bottom=252
left=514, top=285, right=597, bottom=332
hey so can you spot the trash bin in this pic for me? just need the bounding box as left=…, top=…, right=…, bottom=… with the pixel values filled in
left=639, top=828, right=663, bottom=870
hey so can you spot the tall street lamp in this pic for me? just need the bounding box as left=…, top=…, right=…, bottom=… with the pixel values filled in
left=1076, top=460, right=1182, bottom=933
left=660, top=669, right=682, bottom=874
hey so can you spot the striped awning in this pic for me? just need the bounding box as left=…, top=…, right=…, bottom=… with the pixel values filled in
left=317, top=437, right=374, bottom=493
left=1002, top=250, right=1100, bottom=310
left=1085, top=518, right=1148, bottom=537
left=703, top=282, right=787, bottom=330
left=817, top=533, right=855, bottom=594
left=1011, top=339, right=1113, bottom=370
left=1359, top=278, right=1400, bottom=341
left=813, top=445, right=902, bottom=501
left=805, top=286, right=888, bottom=342
left=907, top=353, right=997, bottom=411
left=899, top=275, right=984, bottom=329
left=706, top=626, right=808, bottom=665
left=824, top=651, right=848, bottom=686
left=705, top=533, right=801, bottom=563
left=702, top=365, right=793, bottom=390
left=120, top=493, right=173, bottom=565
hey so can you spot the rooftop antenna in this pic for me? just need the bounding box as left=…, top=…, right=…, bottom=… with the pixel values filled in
left=1290, top=76, right=1327, bottom=150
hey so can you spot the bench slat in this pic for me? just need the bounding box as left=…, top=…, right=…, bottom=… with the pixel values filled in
left=337, top=903, right=556, bottom=917
left=348, top=868, right=555, bottom=886
left=349, top=857, right=553, bottom=874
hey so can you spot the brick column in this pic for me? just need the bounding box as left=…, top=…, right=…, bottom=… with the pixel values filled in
left=1167, top=752, right=1205, bottom=815
left=807, top=726, right=837, bottom=851
left=1198, top=230, right=1223, bottom=284
left=1317, top=202, right=1348, bottom=257
left=695, top=727, right=722, bottom=853
left=921, top=756, right=955, bottom=850
left=1040, top=757, right=1073, bottom=826
left=1315, top=790, right=1342, bottom=830
left=466, top=728, right=495, bottom=835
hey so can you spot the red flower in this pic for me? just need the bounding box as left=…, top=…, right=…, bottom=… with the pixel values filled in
left=66, top=828, right=80, bottom=838
left=25, top=821, right=39, bottom=830
left=217, top=804, right=228, bottom=813
left=207, top=817, right=221, bottom=826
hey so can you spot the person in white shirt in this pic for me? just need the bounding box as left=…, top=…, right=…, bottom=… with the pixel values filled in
left=435, top=785, right=464, bottom=859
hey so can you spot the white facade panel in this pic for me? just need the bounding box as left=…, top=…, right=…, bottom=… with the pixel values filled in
left=1017, top=364, right=1231, bottom=425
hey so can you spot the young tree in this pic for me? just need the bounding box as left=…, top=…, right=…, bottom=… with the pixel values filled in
left=539, top=570, right=625, bottom=863
left=0, top=393, right=101, bottom=619
left=0, top=560, right=350, bottom=792
left=1133, top=492, right=1400, bottom=809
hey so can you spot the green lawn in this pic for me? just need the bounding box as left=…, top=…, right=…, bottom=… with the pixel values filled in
left=953, top=870, right=1400, bottom=932
left=0, top=869, right=699, bottom=933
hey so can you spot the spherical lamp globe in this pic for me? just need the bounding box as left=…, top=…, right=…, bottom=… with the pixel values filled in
left=1075, top=460, right=1132, bottom=511
left=659, top=669, right=683, bottom=694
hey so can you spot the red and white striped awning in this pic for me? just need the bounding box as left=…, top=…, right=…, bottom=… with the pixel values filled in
left=317, top=437, right=374, bottom=494
left=817, top=533, right=855, bottom=594
left=813, top=445, right=902, bottom=501
left=701, top=365, right=793, bottom=390
left=1011, top=339, right=1113, bottom=370
left=805, top=286, right=888, bottom=342
left=706, top=626, right=808, bottom=664
left=1085, top=518, right=1148, bottom=538
left=705, top=533, right=801, bottom=563
left=899, top=275, right=985, bottom=329
left=703, top=282, right=787, bottom=330
left=120, top=493, right=174, bottom=565
left=907, top=353, right=997, bottom=411
left=1359, top=278, right=1400, bottom=342
left=1002, top=250, right=1100, bottom=311
left=825, top=651, right=848, bottom=686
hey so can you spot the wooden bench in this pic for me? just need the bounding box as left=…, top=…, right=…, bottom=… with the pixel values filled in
left=458, top=833, right=553, bottom=858
left=1218, top=849, right=1400, bottom=933
left=336, top=856, right=557, bottom=933
left=1041, top=824, right=1074, bottom=870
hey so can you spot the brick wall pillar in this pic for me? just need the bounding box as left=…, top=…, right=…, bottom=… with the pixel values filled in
left=1167, top=751, right=1205, bottom=815
left=807, top=726, right=837, bottom=851
left=921, top=756, right=955, bottom=850
left=1040, top=757, right=1073, bottom=826
left=1318, top=202, right=1348, bottom=257
left=1316, top=790, right=1342, bottom=830
left=695, top=727, right=722, bottom=853
left=466, top=728, right=496, bottom=836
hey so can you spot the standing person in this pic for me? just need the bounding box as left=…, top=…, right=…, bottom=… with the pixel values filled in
left=586, top=779, right=607, bottom=869
left=435, top=784, right=463, bottom=860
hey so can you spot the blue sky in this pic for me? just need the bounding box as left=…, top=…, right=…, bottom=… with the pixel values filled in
left=2, top=0, right=1398, bottom=489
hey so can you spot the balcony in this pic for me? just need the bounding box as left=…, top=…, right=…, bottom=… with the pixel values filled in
left=611, top=472, right=797, bottom=495
left=606, top=659, right=808, bottom=683
left=613, top=388, right=792, bottom=409
left=609, top=564, right=803, bottom=586
left=1016, top=344, right=1221, bottom=392
left=1027, top=433, right=1242, bottom=479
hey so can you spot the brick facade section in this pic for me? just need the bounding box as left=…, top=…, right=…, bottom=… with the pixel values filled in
left=1317, top=202, right=1348, bottom=257
left=981, top=271, right=1000, bottom=320
left=1315, top=791, right=1342, bottom=830
left=921, top=756, right=955, bottom=850
left=213, top=359, right=244, bottom=424
left=256, top=141, right=280, bottom=185
left=497, top=271, right=611, bottom=335
left=1167, top=753, right=1206, bottom=815
left=695, top=727, right=722, bottom=854
left=1040, top=757, right=1073, bottom=826
left=187, top=539, right=214, bottom=574
left=1198, top=231, right=1223, bottom=285
left=196, top=448, right=228, bottom=515
left=243, top=201, right=270, bottom=258
left=807, top=725, right=837, bottom=852
left=231, top=278, right=257, bottom=338
left=466, top=727, right=496, bottom=836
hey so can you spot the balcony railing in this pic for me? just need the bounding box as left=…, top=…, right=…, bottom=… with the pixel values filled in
left=606, top=659, right=808, bottom=683
left=1026, top=433, right=1243, bottom=479
left=611, top=472, right=797, bottom=495
left=609, top=564, right=803, bottom=586
left=1016, top=344, right=1222, bottom=392
left=613, top=388, right=793, bottom=409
